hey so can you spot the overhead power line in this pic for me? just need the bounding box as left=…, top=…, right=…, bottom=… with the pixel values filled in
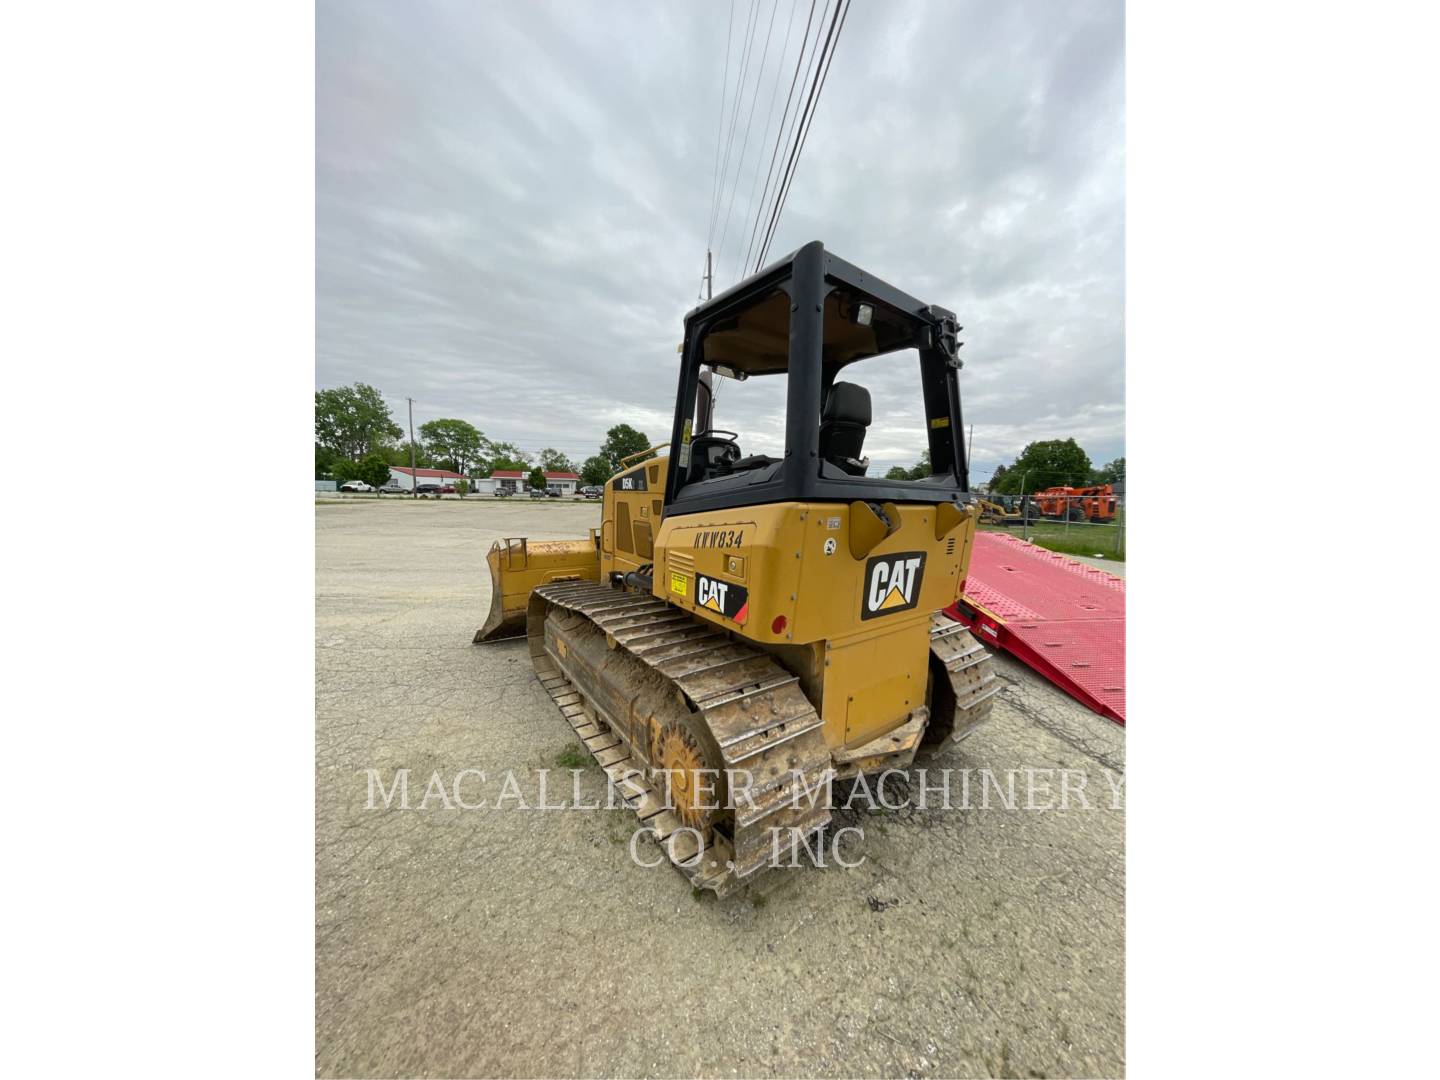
left=753, top=0, right=831, bottom=270
left=754, top=0, right=851, bottom=272
left=704, top=0, right=738, bottom=256
left=708, top=0, right=762, bottom=248
left=729, top=0, right=804, bottom=284
left=741, top=0, right=820, bottom=276
left=714, top=0, right=783, bottom=282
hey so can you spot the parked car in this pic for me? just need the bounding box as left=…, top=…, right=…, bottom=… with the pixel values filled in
left=377, top=483, right=406, bottom=494
left=528, top=487, right=548, bottom=499
left=439, top=484, right=456, bottom=494
left=339, top=481, right=373, bottom=492
left=493, top=487, right=513, bottom=498
left=546, top=488, right=562, bottom=498
left=415, top=483, right=442, bottom=496
left=581, top=485, right=603, bottom=500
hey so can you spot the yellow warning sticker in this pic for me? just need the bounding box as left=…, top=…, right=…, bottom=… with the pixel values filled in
left=929, top=416, right=950, bottom=429
left=669, top=572, right=688, bottom=597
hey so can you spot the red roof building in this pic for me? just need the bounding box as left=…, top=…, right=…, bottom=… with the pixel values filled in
left=388, top=465, right=468, bottom=492
left=392, top=467, right=466, bottom=480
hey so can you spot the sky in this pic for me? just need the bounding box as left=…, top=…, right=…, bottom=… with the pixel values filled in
left=317, top=0, right=1124, bottom=481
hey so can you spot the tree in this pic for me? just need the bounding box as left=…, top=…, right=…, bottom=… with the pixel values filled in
left=528, top=466, right=547, bottom=492
left=580, top=454, right=613, bottom=486
left=884, top=466, right=911, bottom=481
left=539, top=448, right=576, bottom=475
left=599, top=424, right=652, bottom=474
left=387, top=440, right=432, bottom=469
left=482, top=440, right=532, bottom=474
left=1094, top=457, right=1125, bottom=485
left=315, top=444, right=341, bottom=480
left=454, top=479, right=470, bottom=498
left=989, top=463, right=1010, bottom=491
left=991, top=439, right=1094, bottom=495
left=315, top=383, right=403, bottom=462
left=355, top=452, right=392, bottom=496
left=419, top=418, right=484, bottom=474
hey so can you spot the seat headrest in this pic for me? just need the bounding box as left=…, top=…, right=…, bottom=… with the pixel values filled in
left=822, top=381, right=871, bottom=427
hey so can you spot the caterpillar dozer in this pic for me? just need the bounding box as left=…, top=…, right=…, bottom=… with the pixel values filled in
left=476, top=241, right=999, bottom=894
left=976, top=495, right=1026, bottom=526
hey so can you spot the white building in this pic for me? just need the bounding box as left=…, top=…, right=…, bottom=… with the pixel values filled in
left=389, top=466, right=468, bottom=491
left=543, top=471, right=580, bottom=495
left=489, top=470, right=528, bottom=495
left=475, top=469, right=583, bottom=496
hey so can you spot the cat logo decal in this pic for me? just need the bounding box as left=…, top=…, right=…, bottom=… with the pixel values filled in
left=861, top=551, right=926, bottom=620
left=695, top=573, right=748, bottom=624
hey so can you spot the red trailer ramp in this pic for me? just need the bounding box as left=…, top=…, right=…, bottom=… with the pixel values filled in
left=947, top=532, right=1126, bottom=725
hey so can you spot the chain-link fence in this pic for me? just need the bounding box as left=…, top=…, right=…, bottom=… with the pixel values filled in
left=975, top=493, right=1126, bottom=559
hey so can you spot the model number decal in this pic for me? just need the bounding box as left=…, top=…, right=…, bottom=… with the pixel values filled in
left=613, top=468, right=648, bottom=492
left=692, top=529, right=744, bottom=549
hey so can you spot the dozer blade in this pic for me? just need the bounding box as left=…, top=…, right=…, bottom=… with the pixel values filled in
left=474, top=534, right=600, bottom=643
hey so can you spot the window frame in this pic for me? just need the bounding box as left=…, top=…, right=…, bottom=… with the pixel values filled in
left=663, top=241, right=971, bottom=516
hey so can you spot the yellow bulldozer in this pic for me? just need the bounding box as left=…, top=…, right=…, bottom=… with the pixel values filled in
left=976, top=495, right=1026, bottom=526
left=476, top=242, right=999, bottom=894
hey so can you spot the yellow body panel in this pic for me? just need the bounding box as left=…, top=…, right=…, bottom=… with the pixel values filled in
left=652, top=498, right=978, bottom=750
left=600, top=455, right=670, bottom=581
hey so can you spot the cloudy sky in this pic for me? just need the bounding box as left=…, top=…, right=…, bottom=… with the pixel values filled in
left=317, top=0, right=1124, bottom=480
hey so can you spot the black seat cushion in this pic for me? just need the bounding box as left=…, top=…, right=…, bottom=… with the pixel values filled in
left=819, top=382, right=871, bottom=471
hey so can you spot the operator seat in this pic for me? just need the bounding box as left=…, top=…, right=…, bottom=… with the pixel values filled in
left=819, top=381, right=871, bottom=476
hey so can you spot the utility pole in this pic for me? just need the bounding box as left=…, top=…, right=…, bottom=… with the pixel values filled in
left=407, top=397, right=417, bottom=499
left=967, top=424, right=974, bottom=479
left=704, top=249, right=713, bottom=300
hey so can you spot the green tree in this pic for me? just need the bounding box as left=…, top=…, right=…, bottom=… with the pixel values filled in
left=907, top=450, right=932, bottom=480
left=528, top=466, right=547, bottom=492
left=580, top=454, right=613, bottom=486
left=991, top=439, right=1094, bottom=495
left=419, top=418, right=484, bottom=474
left=989, top=463, right=1010, bottom=491
left=315, top=444, right=341, bottom=480
left=599, top=424, right=652, bottom=474
left=355, top=452, right=392, bottom=496
left=315, top=383, right=403, bottom=462
left=884, top=465, right=911, bottom=480
left=482, top=440, right=532, bottom=474
left=387, top=440, right=432, bottom=469
left=539, top=448, right=576, bottom=475
left=1094, top=456, right=1126, bottom=485
left=454, top=478, right=470, bottom=498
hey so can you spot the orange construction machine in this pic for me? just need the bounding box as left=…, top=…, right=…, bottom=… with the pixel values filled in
left=1030, top=484, right=1119, bottom=523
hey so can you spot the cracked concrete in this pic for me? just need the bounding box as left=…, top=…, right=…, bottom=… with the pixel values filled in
left=316, top=500, right=1125, bottom=1078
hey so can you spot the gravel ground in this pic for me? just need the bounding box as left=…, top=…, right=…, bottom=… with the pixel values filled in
left=316, top=500, right=1125, bottom=1078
